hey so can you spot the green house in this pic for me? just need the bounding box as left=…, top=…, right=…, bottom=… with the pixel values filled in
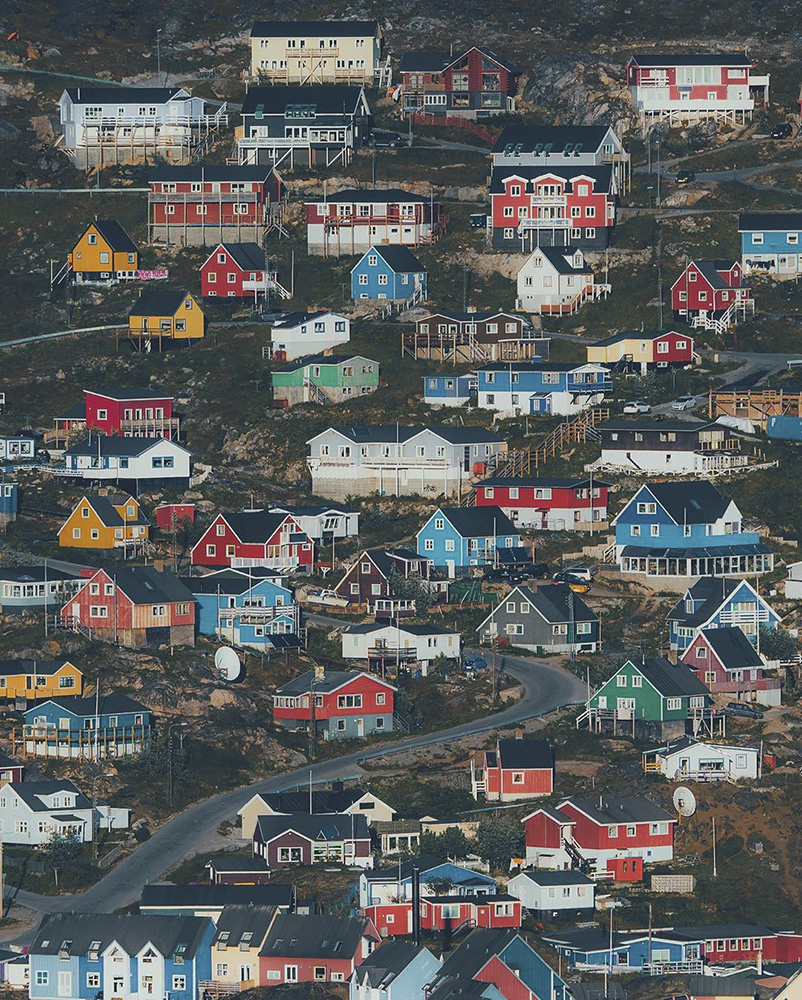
left=271, top=354, right=380, bottom=407
left=580, top=656, right=712, bottom=739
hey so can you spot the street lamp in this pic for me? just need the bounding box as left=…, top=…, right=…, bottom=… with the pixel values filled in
left=167, top=722, right=188, bottom=807
left=646, top=185, right=654, bottom=210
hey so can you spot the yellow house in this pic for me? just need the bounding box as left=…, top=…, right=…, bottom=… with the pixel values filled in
left=210, top=905, right=278, bottom=989
left=68, top=220, right=139, bottom=284
left=0, top=659, right=83, bottom=700
left=128, top=288, right=205, bottom=343
left=58, top=494, right=150, bottom=552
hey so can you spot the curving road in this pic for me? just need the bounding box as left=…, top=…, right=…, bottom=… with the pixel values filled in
left=4, top=652, right=585, bottom=916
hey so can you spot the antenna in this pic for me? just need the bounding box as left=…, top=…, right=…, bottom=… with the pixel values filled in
left=215, top=646, right=243, bottom=682
left=673, top=786, right=697, bottom=824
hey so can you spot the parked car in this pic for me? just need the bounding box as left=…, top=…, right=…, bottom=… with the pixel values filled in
left=370, top=130, right=403, bottom=148
left=555, top=565, right=593, bottom=582
left=463, top=654, right=488, bottom=672
left=255, top=309, right=289, bottom=324
left=724, top=702, right=764, bottom=720
left=307, top=589, right=349, bottom=608
left=771, top=122, right=794, bottom=140
left=552, top=572, right=591, bottom=594
left=522, top=562, right=550, bottom=580
left=483, top=567, right=525, bottom=583
left=675, top=169, right=696, bottom=185
left=672, top=394, right=696, bottom=410
left=623, top=400, right=652, bottom=415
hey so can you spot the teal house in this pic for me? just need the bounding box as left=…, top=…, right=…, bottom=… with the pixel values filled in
left=271, top=354, right=380, bottom=407
left=24, top=694, right=152, bottom=759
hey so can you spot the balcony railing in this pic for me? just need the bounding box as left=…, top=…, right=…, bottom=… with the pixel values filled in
left=148, top=191, right=262, bottom=203
left=530, top=195, right=567, bottom=206
left=217, top=605, right=297, bottom=623
left=518, top=219, right=571, bottom=230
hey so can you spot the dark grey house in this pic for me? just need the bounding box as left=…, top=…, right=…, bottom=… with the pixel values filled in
left=477, top=583, right=599, bottom=653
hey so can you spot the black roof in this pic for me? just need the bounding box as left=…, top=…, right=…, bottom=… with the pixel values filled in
left=78, top=495, right=150, bottom=528
left=496, top=737, right=553, bottom=771
left=565, top=793, right=675, bottom=825
left=181, top=575, right=287, bottom=597
left=366, top=245, right=426, bottom=273
left=640, top=481, right=732, bottom=524
left=489, top=163, right=613, bottom=194
left=129, top=288, right=194, bottom=317
left=207, top=855, right=270, bottom=873
left=259, top=913, right=371, bottom=959
left=213, top=905, right=277, bottom=948
left=314, top=187, right=428, bottom=204
left=477, top=475, right=608, bottom=489
left=150, top=164, right=275, bottom=182
left=216, top=243, right=268, bottom=271
left=275, top=668, right=372, bottom=696
left=255, top=812, right=369, bottom=843
left=221, top=510, right=292, bottom=544
left=591, top=329, right=680, bottom=346
left=362, top=853, right=447, bottom=882
left=504, top=583, right=597, bottom=624
left=429, top=928, right=518, bottom=995
left=140, top=883, right=293, bottom=909
left=65, top=436, right=187, bottom=458
left=242, top=85, right=365, bottom=116
left=88, top=386, right=172, bottom=400
left=533, top=246, right=591, bottom=274
left=438, top=505, right=519, bottom=538
left=627, top=656, right=711, bottom=698
left=0, top=566, right=81, bottom=583
left=90, top=566, right=194, bottom=606
left=327, top=425, right=502, bottom=444
left=12, top=780, right=91, bottom=813
left=355, top=941, right=431, bottom=988
left=667, top=577, right=744, bottom=626
left=64, top=86, right=188, bottom=104
left=83, top=220, right=137, bottom=253
left=400, top=50, right=451, bottom=72
left=27, top=694, right=150, bottom=718
left=30, top=911, right=209, bottom=959
left=514, top=869, right=594, bottom=886
left=630, top=53, right=753, bottom=66
left=492, top=124, right=614, bottom=155
left=739, top=212, right=802, bottom=231
left=601, top=418, right=714, bottom=433
left=256, top=788, right=369, bottom=814
left=697, top=626, right=764, bottom=669
left=0, top=659, right=77, bottom=677
left=251, top=19, right=378, bottom=37
left=277, top=353, right=376, bottom=373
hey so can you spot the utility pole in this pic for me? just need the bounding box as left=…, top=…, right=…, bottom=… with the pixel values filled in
left=156, top=29, right=163, bottom=86
left=167, top=722, right=188, bottom=807
left=656, top=137, right=662, bottom=207
left=712, top=814, right=718, bottom=878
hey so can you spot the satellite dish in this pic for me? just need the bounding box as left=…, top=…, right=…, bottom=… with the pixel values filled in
left=215, top=646, right=243, bottom=683
left=673, top=786, right=697, bottom=818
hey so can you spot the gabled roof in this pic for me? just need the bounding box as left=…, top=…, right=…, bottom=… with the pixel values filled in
left=259, top=913, right=373, bottom=959
left=210, top=243, right=267, bottom=271
left=629, top=53, right=753, bottom=67
left=358, top=245, right=426, bottom=273
left=344, top=621, right=456, bottom=637
left=0, top=566, right=81, bottom=584
left=477, top=475, right=607, bottom=489
left=317, top=425, right=503, bottom=445
left=496, top=737, right=553, bottom=771
left=242, top=85, right=365, bottom=117
left=81, top=220, right=137, bottom=253
left=30, top=911, right=210, bottom=959
left=313, top=187, right=429, bottom=204
left=492, top=124, right=614, bottom=155
left=11, top=780, right=90, bottom=813
left=129, top=288, right=194, bottom=318
left=65, top=436, right=188, bottom=458
left=74, top=495, right=149, bottom=529
left=687, top=260, right=739, bottom=290
left=739, top=212, right=802, bottom=232
left=255, top=812, right=370, bottom=844
left=213, top=905, right=277, bottom=948
left=626, top=656, right=711, bottom=698
left=272, top=310, right=342, bottom=328
left=217, top=510, right=293, bottom=544
left=429, top=928, right=519, bottom=992
left=489, top=164, right=613, bottom=194
left=275, top=668, right=395, bottom=696
left=206, top=855, right=271, bottom=874
left=529, top=246, right=591, bottom=275
left=667, top=577, right=752, bottom=626
left=63, top=86, right=189, bottom=104
left=695, top=626, right=764, bottom=669
left=150, top=164, right=276, bottom=182
left=562, top=793, right=675, bottom=826
left=513, top=869, right=593, bottom=886
left=355, top=941, right=431, bottom=988
left=254, top=787, right=374, bottom=815
left=487, top=584, right=597, bottom=626
left=251, top=19, right=378, bottom=38
left=84, top=566, right=194, bottom=606
left=591, top=329, right=686, bottom=346
left=633, top=481, right=732, bottom=524
left=86, top=386, right=173, bottom=401
left=25, top=695, right=150, bottom=719
left=363, top=855, right=496, bottom=884
left=140, top=883, right=293, bottom=909
left=400, top=50, right=451, bottom=73
left=276, top=353, right=377, bottom=373
left=433, top=505, right=519, bottom=539
left=0, top=659, right=78, bottom=677
left=600, top=419, right=715, bottom=433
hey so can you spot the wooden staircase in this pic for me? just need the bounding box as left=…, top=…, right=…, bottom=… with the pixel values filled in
left=489, top=406, right=610, bottom=479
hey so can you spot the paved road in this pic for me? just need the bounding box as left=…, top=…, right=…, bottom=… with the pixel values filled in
left=4, top=652, right=585, bottom=917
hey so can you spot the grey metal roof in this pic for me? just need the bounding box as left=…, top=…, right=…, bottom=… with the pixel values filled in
left=11, top=781, right=90, bottom=813
left=314, top=187, right=429, bottom=204
left=515, top=870, right=593, bottom=886
left=0, top=566, right=81, bottom=583
left=128, top=288, right=194, bottom=317
left=400, top=51, right=451, bottom=72
left=489, top=164, right=613, bottom=194
left=640, top=481, right=732, bottom=524
left=217, top=243, right=268, bottom=271
left=534, top=246, right=592, bottom=275
left=429, top=928, right=518, bottom=993
left=326, top=425, right=502, bottom=445
left=275, top=668, right=365, bottom=696
left=367, top=244, right=426, bottom=273
left=254, top=812, right=369, bottom=844
left=30, top=911, right=210, bottom=959
left=496, top=737, right=553, bottom=771
left=242, top=85, right=365, bottom=117
left=256, top=787, right=368, bottom=814
left=251, top=19, right=378, bottom=37
left=355, top=941, right=431, bottom=988
left=258, top=913, right=372, bottom=958
left=362, top=854, right=447, bottom=882
left=477, top=475, right=607, bottom=489
left=699, top=626, right=764, bottom=669
left=87, top=386, right=172, bottom=401
left=273, top=310, right=336, bottom=328
left=563, top=793, right=675, bottom=826
left=83, top=220, right=137, bottom=254
left=667, top=577, right=744, bottom=627
left=276, top=353, right=377, bottom=373
left=220, top=510, right=292, bottom=544
left=629, top=53, right=753, bottom=66
left=591, top=329, right=677, bottom=346
left=438, top=505, right=519, bottom=538
left=94, top=566, right=194, bottom=607
left=65, top=436, right=182, bottom=458
left=150, top=165, right=276, bottom=182
left=739, top=212, right=802, bottom=231
left=505, top=584, right=597, bottom=625
left=492, top=124, right=613, bottom=155
left=64, top=86, right=188, bottom=104
left=213, top=905, right=277, bottom=948
left=26, top=695, right=150, bottom=719
left=80, top=495, right=150, bottom=528
left=630, top=655, right=712, bottom=698
left=140, top=883, right=293, bottom=909
left=206, top=855, right=270, bottom=874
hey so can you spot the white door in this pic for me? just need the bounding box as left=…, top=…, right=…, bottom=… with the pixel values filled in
left=616, top=698, right=635, bottom=720
left=357, top=718, right=365, bottom=737
left=446, top=559, right=455, bottom=579
left=58, top=972, right=72, bottom=998
left=285, top=966, right=298, bottom=983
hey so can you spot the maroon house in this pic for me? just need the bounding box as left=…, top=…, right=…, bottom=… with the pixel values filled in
left=0, top=752, right=23, bottom=784
left=680, top=626, right=782, bottom=707
left=333, top=547, right=434, bottom=618
left=253, top=813, right=372, bottom=869
left=52, top=387, right=180, bottom=445
left=400, top=45, right=518, bottom=118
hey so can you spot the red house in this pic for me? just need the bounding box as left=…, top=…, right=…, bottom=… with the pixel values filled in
left=524, top=795, right=676, bottom=875
left=252, top=812, right=372, bottom=869
left=680, top=626, right=782, bottom=707
left=474, top=476, right=609, bottom=531
left=0, top=752, right=24, bottom=784
left=191, top=510, right=314, bottom=570
left=420, top=895, right=522, bottom=934
left=671, top=259, right=753, bottom=331
left=52, top=387, right=180, bottom=445
left=470, top=737, right=554, bottom=802
left=399, top=46, right=518, bottom=119
left=200, top=242, right=282, bottom=301
left=258, top=913, right=379, bottom=985
left=60, top=566, right=196, bottom=649
left=272, top=668, right=396, bottom=739
left=148, top=164, right=283, bottom=246
left=155, top=503, right=195, bottom=532
left=364, top=903, right=412, bottom=939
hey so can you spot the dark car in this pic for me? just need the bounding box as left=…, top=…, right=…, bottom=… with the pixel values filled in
left=675, top=169, right=696, bottom=185
left=724, top=701, right=764, bottom=720
left=551, top=571, right=591, bottom=594
left=522, top=562, right=550, bottom=580
left=771, top=122, right=794, bottom=139
left=483, top=567, right=525, bottom=584
left=255, top=309, right=289, bottom=324
left=463, top=655, right=488, bottom=671
left=370, top=130, right=404, bottom=148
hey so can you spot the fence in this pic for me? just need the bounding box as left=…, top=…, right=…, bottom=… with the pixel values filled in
left=410, top=112, right=495, bottom=144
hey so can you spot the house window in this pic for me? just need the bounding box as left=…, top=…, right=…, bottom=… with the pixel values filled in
left=632, top=675, right=642, bottom=687
left=87, top=974, right=100, bottom=988
left=337, top=694, right=363, bottom=708
left=608, top=825, right=618, bottom=838
left=752, top=233, right=764, bottom=245
left=278, top=847, right=303, bottom=863
left=172, top=977, right=187, bottom=991
left=666, top=697, right=682, bottom=711
left=314, top=968, right=326, bottom=981
left=512, top=772, right=524, bottom=784
left=626, top=825, right=636, bottom=837
left=636, top=502, right=656, bottom=514
left=617, top=675, right=627, bottom=687
left=376, top=692, right=386, bottom=705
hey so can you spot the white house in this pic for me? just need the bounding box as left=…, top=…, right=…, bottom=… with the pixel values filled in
left=0, top=780, right=129, bottom=845
left=643, top=736, right=760, bottom=781
left=57, top=86, right=226, bottom=169
left=268, top=503, right=359, bottom=542
left=507, top=870, right=595, bottom=918
left=306, top=425, right=506, bottom=500
left=0, top=437, right=36, bottom=461
left=342, top=622, right=461, bottom=675
left=64, top=436, right=191, bottom=488
left=516, top=246, right=609, bottom=315
left=270, top=311, right=351, bottom=361
left=786, top=562, right=802, bottom=600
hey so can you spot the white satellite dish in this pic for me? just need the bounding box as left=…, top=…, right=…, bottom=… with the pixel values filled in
left=215, top=646, right=243, bottom=682
left=673, top=786, right=697, bottom=818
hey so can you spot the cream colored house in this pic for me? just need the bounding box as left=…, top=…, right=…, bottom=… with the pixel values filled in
left=238, top=787, right=396, bottom=840
left=249, top=20, right=383, bottom=85
left=210, top=905, right=277, bottom=989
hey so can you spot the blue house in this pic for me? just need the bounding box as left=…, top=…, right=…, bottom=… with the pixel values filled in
left=613, top=481, right=773, bottom=584
left=739, top=212, right=802, bottom=278
left=476, top=362, right=612, bottom=416
left=359, top=855, right=498, bottom=907
left=29, top=911, right=214, bottom=1000
left=25, top=694, right=152, bottom=759
left=667, top=577, right=780, bottom=651
left=767, top=414, right=802, bottom=441
left=182, top=569, right=299, bottom=652
left=351, top=245, right=427, bottom=302
left=542, top=926, right=690, bottom=972
left=423, top=373, right=476, bottom=407
left=0, top=483, right=17, bottom=526
left=417, top=505, right=526, bottom=575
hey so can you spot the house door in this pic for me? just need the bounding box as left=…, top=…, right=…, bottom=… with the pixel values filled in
left=240, top=966, right=252, bottom=983
left=285, top=966, right=298, bottom=983
left=446, top=559, right=455, bottom=579
left=463, top=446, right=471, bottom=472
left=679, top=757, right=690, bottom=774
left=357, top=718, right=365, bottom=737
left=616, top=698, right=635, bottom=720
left=58, top=972, right=72, bottom=997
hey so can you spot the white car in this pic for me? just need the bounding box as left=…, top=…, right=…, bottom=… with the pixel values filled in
left=556, top=565, right=593, bottom=582
left=623, top=400, right=652, bottom=414
left=672, top=394, right=696, bottom=410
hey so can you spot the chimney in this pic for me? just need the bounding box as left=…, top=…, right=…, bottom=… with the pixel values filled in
left=314, top=663, right=325, bottom=680
left=411, top=866, right=421, bottom=948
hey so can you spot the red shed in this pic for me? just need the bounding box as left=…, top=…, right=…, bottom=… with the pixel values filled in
left=365, top=903, right=412, bottom=939
left=471, top=736, right=554, bottom=802
left=155, top=503, right=195, bottom=532
left=420, top=894, right=522, bottom=933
